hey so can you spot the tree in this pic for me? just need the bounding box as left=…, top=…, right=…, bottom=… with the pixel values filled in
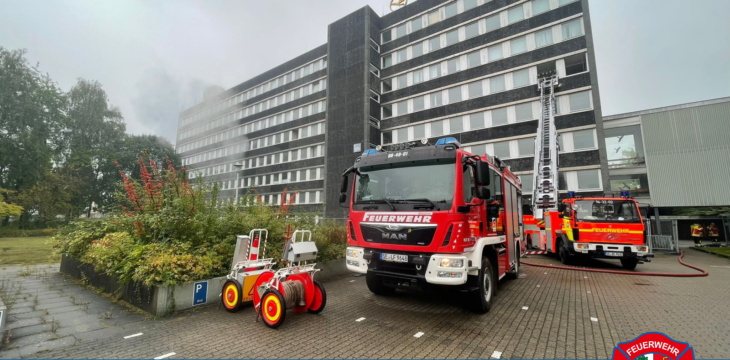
left=0, top=188, right=23, bottom=218
left=113, top=134, right=181, bottom=180
left=15, top=169, right=83, bottom=226
left=0, top=48, right=65, bottom=195
left=61, top=79, right=126, bottom=215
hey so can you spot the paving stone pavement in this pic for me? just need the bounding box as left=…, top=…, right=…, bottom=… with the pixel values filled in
left=2, top=245, right=729, bottom=359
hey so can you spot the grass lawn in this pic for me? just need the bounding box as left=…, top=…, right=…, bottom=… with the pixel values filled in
left=0, top=236, right=60, bottom=265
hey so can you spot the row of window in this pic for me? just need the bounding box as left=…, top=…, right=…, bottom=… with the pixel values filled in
left=178, top=78, right=327, bottom=142
left=180, top=58, right=327, bottom=128
left=188, top=144, right=325, bottom=179
left=382, top=0, right=578, bottom=45
left=234, top=166, right=324, bottom=189
left=232, top=190, right=324, bottom=206
left=382, top=0, right=581, bottom=69
left=177, top=99, right=327, bottom=154
left=382, top=12, right=584, bottom=74
left=461, top=128, right=596, bottom=161
left=519, top=168, right=602, bottom=193
left=382, top=90, right=593, bottom=144
left=181, top=121, right=325, bottom=167
left=383, top=18, right=584, bottom=93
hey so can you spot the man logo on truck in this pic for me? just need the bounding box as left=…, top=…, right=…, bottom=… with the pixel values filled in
left=382, top=233, right=408, bottom=240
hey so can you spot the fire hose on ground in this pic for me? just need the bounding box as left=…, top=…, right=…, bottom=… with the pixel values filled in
left=521, top=249, right=708, bottom=277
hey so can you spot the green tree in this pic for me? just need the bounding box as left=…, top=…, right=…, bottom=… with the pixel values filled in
left=61, top=79, right=126, bottom=216
left=113, top=134, right=181, bottom=180
left=0, top=188, right=23, bottom=218
left=15, top=169, right=83, bottom=226
left=0, top=48, right=65, bottom=195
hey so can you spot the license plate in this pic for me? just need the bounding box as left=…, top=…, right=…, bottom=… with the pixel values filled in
left=380, top=253, right=408, bottom=263
left=605, top=252, right=623, bottom=257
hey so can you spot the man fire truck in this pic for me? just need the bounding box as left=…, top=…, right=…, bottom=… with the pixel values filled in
left=342, top=137, right=523, bottom=313
left=523, top=73, right=651, bottom=270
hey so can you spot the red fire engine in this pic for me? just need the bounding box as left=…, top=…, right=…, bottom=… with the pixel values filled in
left=524, top=73, right=651, bottom=270
left=342, top=137, right=523, bottom=313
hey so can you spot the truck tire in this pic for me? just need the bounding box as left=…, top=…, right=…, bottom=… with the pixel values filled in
left=471, top=257, right=495, bottom=313
left=366, top=272, right=395, bottom=296
left=621, top=258, right=638, bottom=270
left=558, top=239, right=574, bottom=265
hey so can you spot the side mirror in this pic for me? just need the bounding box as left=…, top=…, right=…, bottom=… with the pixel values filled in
left=476, top=187, right=491, bottom=200
left=475, top=161, right=490, bottom=186
left=557, top=203, right=566, bottom=212
left=339, top=193, right=346, bottom=203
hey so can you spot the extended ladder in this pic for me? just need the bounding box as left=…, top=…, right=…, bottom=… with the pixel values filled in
left=532, top=73, right=560, bottom=220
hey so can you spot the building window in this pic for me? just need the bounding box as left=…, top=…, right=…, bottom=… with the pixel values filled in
left=605, top=125, right=645, bottom=168
left=562, top=19, right=583, bottom=40
left=449, top=117, right=463, bottom=133
left=491, top=107, right=508, bottom=126
left=382, top=78, right=392, bottom=92
left=609, top=174, right=650, bottom=196
left=429, top=64, right=442, bottom=79
left=444, top=2, right=457, bottom=18
left=490, top=75, right=506, bottom=93
left=370, top=63, right=380, bottom=77
left=469, top=112, right=485, bottom=130
left=532, top=0, right=550, bottom=14
left=493, top=141, right=510, bottom=158
left=428, top=37, right=441, bottom=52
left=488, top=44, right=503, bottom=62
left=467, top=50, right=481, bottom=68
left=428, top=9, right=441, bottom=25
left=448, top=86, right=462, bottom=103
left=431, top=119, right=446, bottom=137
left=447, top=58, right=461, bottom=74
left=412, top=42, right=424, bottom=57
left=470, top=144, right=487, bottom=156
left=445, top=29, right=459, bottom=46
left=383, top=55, right=393, bottom=68
left=410, top=17, right=423, bottom=32
left=511, top=36, right=527, bottom=55
left=396, top=49, right=408, bottom=64
left=395, top=23, right=407, bottom=39
left=413, top=69, right=424, bottom=84
left=463, top=0, right=478, bottom=11
left=465, top=22, right=479, bottom=39
left=468, top=81, right=483, bottom=98
left=413, top=96, right=425, bottom=112
left=535, top=28, right=553, bottom=48
left=397, top=74, right=408, bottom=89
left=564, top=53, right=587, bottom=76
left=485, top=14, right=500, bottom=32
left=431, top=91, right=443, bottom=107
left=507, top=5, right=524, bottom=24
left=577, top=169, right=600, bottom=190
left=572, top=129, right=595, bottom=150
left=520, top=174, right=534, bottom=193
left=413, top=124, right=426, bottom=139
left=518, top=138, right=534, bottom=156
left=513, top=69, right=530, bottom=88
left=396, top=127, right=408, bottom=142
left=569, top=91, right=591, bottom=111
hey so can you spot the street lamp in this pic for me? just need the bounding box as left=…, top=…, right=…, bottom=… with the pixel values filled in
left=233, top=163, right=244, bottom=204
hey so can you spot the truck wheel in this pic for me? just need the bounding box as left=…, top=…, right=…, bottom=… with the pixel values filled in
left=221, top=280, right=242, bottom=313
left=558, top=241, right=574, bottom=265
left=366, top=272, right=395, bottom=296
left=620, top=258, right=638, bottom=270
left=471, top=257, right=495, bottom=313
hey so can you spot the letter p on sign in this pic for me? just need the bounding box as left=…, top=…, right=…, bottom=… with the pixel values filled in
left=193, top=281, right=208, bottom=306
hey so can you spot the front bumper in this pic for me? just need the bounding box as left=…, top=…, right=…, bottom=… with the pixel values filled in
left=571, top=243, right=653, bottom=260
left=345, top=246, right=469, bottom=286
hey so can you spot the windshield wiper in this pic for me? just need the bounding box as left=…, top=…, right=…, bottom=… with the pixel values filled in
left=355, top=198, right=396, bottom=211
left=404, top=198, right=439, bottom=209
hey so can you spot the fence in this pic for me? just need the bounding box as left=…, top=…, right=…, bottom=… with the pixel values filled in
left=649, top=235, right=678, bottom=253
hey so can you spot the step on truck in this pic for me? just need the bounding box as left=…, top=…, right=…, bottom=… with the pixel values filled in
left=341, top=137, right=524, bottom=313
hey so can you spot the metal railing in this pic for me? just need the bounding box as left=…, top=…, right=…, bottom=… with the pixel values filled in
left=649, top=235, right=678, bottom=253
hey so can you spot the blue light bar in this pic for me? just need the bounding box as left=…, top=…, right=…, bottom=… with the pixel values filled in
left=435, top=137, right=461, bottom=147
left=362, top=149, right=379, bottom=155
left=567, top=191, right=576, bottom=198
left=620, top=190, right=630, bottom=197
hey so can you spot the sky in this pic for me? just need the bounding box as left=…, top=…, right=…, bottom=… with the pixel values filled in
left=1, top=0, right=729, bottom=145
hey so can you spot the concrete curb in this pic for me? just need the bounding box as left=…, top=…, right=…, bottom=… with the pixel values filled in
left=689, top=246, right=730, bottom=260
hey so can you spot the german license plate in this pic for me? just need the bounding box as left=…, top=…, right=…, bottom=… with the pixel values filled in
left=605, top=252, right=623, bottom=257
left=380, top=253, right=408, bottom=263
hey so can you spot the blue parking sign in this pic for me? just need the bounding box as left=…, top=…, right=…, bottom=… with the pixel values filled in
left=193, top=281, right=208, bottom=306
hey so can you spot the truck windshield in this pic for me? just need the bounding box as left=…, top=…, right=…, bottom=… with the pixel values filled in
left=573, top=200, right=641, bottom=223
left=355, top=159, right=456, bottom=209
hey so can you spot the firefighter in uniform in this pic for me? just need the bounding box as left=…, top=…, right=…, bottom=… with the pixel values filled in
left=707, top=222, right=720, bottom=244
left=690, top=223, right=704, bottom=247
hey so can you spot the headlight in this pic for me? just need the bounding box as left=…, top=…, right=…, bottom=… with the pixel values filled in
left=347, top=249, right=360, bottom=258
left=637, top=246, right=648, bottom=252
left=576, top=243, right=589, bottom=250
left=440, top=258, right=464, bottom=268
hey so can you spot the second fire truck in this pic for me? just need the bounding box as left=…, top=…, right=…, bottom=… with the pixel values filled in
left=523, top=73, right=651, bottom=270
left=342, top=137, right=523, bottom=313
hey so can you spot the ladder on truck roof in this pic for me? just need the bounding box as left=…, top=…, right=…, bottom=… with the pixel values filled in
left=532, top=73, right=560, bottom=220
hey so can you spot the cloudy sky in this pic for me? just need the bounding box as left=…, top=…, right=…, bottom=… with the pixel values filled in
left=2, top=0, right=728, bottom=145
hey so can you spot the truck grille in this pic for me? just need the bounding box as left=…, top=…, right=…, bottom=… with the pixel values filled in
left=360, top=223, right=437, bottom=246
